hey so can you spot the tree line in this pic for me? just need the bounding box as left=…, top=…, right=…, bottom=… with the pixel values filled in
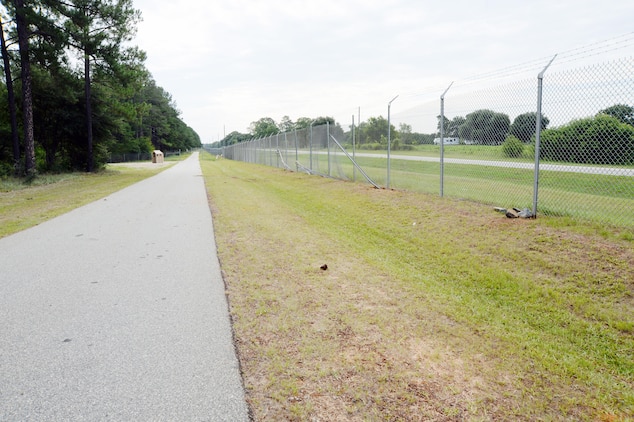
left=210, top=115, right=436, bottom=150
left=541, top=105, right=634, bottom=165
left=0, top=0, right=200, bottom=177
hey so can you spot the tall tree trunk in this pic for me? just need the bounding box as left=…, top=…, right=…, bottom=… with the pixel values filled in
left=82, top=3, right=94, bottom=173
left=14, top=0, right=35, bottom=175
left=0, top=15, right=20, bottom=174
left=84, top=50, right=93, bottom=172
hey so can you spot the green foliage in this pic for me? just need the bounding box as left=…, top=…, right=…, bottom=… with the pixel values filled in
left=361, top=140, right=412, bottom=151
left=459, top=109, right=510, bottom=145
left=362, top=142, right=383, bottom=150
left=399, top=123, right=414, bottom=145
left=359, top=116, right=396, bottom=145
left=292, top=117, right=309, bottom=130
left=436, top=115, right=449, bottom=133
left=501, top=135, right=524, bottom=158
left=212, top=116, right=344, bottom=149
left=541, top=114, right=634, bottom=165
left=449, top=116, right=466, bottom=138
left=312, top=116, right=335, bottom=126
left=59, top=0, right=141, bottom=62
left=436, top=115, right=465, bottom=138
left=249, top=117, right=278, bottom=138
left=132, top=79, right=201, bottom=153
left=598, top=104, right=634, bottom=126
left=395, top=144, right=414, bottom=151
left=279, top=115, right=294, bottom=132
left=0, top=0, right=200, bottom=173
left=0, top=161, right=13, bottom=178
left=411, top=133, right=436, bottom=145
left=31, top=65, right=84, bottom=171
left=510, top=112, right=549, bottom=142
left=215, top=131, right=251, bottom=147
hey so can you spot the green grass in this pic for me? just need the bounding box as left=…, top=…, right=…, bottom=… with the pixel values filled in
left=358, top=143, right=631, bottom=165
left=200, top=152, right=634, bottom=421
left=353, top=144, right=533, bottom=160
left=287, top=149, right=634, bottom=231
left=314, top=152, right=633, bottom=198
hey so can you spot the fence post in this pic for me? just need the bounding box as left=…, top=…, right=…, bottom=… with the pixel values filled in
left=309, top=122, right=314, bottom=171
left=327, top=121, right=331, bottom=177
left=533, top=55, right=557, bottom=217
left=352, top=114, right=356, bottom=182
left=440, top=82, right=453, bottom=197
left=294, top=129, right=299, bottom=171
left=358, top=106, right=361, bottom=169
left=387, top=95, right=399, bottom=189
left=275, top=133, right=280, bottom=168
left=285, top=132, right=289, bottom=166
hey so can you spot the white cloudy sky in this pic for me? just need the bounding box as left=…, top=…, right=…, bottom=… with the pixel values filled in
left=130, top=0, right=634, bottom=142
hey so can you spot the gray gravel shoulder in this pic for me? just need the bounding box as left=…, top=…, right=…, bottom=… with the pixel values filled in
left=0, top=153, right=249, bottom=421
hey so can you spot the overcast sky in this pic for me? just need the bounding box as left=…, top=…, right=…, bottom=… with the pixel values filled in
left=130, top=0, right=634, bottom=143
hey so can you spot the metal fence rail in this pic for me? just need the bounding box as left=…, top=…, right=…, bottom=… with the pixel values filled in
left=221, top=56, right=634, bottom=231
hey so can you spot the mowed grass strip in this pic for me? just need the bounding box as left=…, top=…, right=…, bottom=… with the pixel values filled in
left=201, top=153, right=633, bottom=421
left=0, top=163, right=172, bottom=239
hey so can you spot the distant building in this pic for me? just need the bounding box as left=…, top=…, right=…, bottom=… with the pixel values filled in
left=433, top=137, right=460, bottom=145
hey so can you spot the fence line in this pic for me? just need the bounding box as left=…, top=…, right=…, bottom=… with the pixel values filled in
left=220, top=56, right=634, bottom=231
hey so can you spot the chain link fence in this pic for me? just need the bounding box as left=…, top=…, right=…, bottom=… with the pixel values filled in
left=221, top=56, right=634, bottom=232
left=537, top=58, right=634, bottom=226
left=222, top=124, right=355, bottom=181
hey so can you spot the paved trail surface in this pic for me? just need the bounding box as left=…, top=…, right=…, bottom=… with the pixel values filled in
left=0, top=153, right=249, bottom=421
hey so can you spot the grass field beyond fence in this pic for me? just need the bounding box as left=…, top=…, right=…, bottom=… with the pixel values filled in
left=321, top=149, right=634, bottom=232
left=227, top=140, right=634, bottom=232
left=201, top=152, right=633, bottom=421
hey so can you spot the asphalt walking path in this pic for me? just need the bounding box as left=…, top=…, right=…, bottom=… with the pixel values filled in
left=0, top=153, right=249, bottom=421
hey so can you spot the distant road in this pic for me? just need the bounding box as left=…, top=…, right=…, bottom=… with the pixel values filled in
left=301, top=151, right=634, bottom=177
left=0, top=153, right=249, bottom=421
left=349, top=152, right=634, bottom=177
